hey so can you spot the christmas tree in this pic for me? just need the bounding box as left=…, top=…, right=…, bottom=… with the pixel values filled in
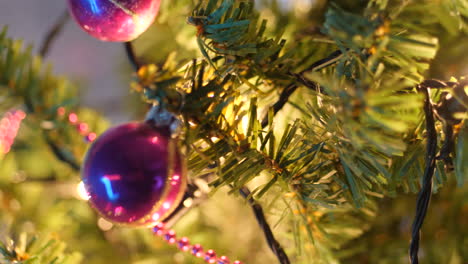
left=0, top=0, right=467, bottom=263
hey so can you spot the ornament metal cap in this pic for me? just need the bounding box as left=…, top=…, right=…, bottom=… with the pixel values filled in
left=145, top=104, right=181, bottom=137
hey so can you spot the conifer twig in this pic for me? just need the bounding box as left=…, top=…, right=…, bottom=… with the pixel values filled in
left=39, top=10, right=69, bottom=57
left=44, top=135, right=81, bottom=172
left=239, top=187, right=291, bottom=264
left=262, top=49, right=343, bottom=127
left=39, top=10, right=83, bottom=173
left=409, top=83, right=438, bottom=264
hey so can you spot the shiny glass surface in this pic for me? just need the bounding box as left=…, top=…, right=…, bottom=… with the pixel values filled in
left=82, top=122, right=184, bottom=225
left=67, top=0, right=161, bottom=41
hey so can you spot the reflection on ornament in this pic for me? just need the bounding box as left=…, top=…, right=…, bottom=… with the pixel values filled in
left=77, top=181, right=91, bottom=200
left=100, top=174, right=121, bottom=201
left=82, top=122, right=186, bottom=226
left=67, top=0, right=161, bottom=41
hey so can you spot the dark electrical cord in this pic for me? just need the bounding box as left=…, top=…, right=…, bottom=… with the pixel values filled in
left=409, top=84, right=438, bottom=264
left=239, top=187, right=291, bottom=264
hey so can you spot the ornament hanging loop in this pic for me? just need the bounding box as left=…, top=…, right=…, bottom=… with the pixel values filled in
left=145, top=104, right=181, bottom=137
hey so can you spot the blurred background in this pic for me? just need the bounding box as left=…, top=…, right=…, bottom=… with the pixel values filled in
left=0, top=0, right=133, bottom=123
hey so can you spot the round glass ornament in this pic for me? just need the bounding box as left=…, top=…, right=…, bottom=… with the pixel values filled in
left=81, top=122, right=186, bottom=226
left=67, top=0, right=161, bottom=42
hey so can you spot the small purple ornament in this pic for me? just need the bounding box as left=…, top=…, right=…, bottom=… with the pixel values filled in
left=67, top=0, right=161, bottom=42
left=82, top=122, right=186, bottom=226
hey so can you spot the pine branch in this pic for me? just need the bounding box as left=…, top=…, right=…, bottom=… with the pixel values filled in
left=0, top=28, right=109, bottom=173
left=0, top=27, right=77, bottom=118
left=38, top=15, right=86, bottom=172
left=1, top=0, right=466, bottom=263
left=44, top=133, right=81, bottom=172
left=261, top=49, right=343, bottom=127
left=0, top=233, right=82, bottom=264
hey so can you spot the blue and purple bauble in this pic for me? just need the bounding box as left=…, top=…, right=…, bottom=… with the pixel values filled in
left=82, top=122, right=186, bottom=226
left=67, top=0, right=161, bottom=41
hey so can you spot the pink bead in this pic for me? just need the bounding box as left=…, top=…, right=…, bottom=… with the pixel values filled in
left=164, top=229, right=176, bottom=244
left=205, top=249, right=216, bottom=263
left=57, top=107, right=66, bottom=116
left=177, top=237, right=190, bottom=251
left=152, top=222, right=165, bottom=236
left=68, top=113, right=78, bottom=124
left=77, top=123, right=89, bottom=134
left=233, top=261, right=242, bottom=264
left=217, top=255, right=230, bottom=264
left=85, top=132, right=97, bottom=143
left=191, top=244, right=204, bottom=258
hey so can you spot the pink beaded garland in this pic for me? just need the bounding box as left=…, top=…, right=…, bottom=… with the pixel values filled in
left=67, top=0, right=161, bottom=42
left=151, top=224, right=244, bottom=263
left=57, top=107, right=98, bottom=143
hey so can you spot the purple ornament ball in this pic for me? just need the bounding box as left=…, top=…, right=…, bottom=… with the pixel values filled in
left=67, top=0, right=161, bottom=42
left=82, top=122, right=186, bottom=226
